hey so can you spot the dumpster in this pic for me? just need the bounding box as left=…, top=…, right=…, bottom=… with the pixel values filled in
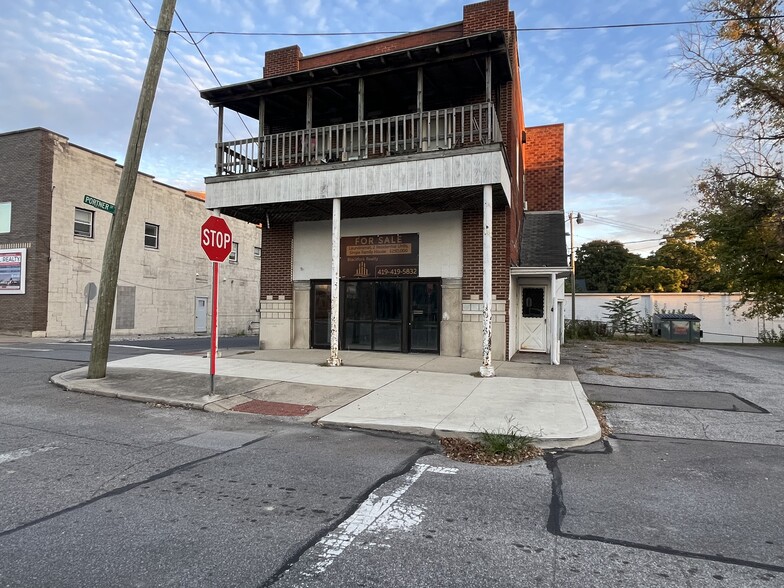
left=652, top=313, right=702, bottom=343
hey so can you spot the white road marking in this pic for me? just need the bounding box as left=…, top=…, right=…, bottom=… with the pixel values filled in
left=0, top=347, right=53, bottom=352
left=61, top=343, right=175, bottom=351
left=297, top=463, right=458, bottom=579
left=0, top=445, right=58, bottom=465
left=426, top=466, right=458, bottom=474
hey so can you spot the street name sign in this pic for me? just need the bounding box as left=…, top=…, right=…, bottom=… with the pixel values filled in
left=83, top=195, right=116, bottom=214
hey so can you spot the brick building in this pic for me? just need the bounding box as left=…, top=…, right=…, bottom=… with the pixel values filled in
left=0, top=127, right=261, bottom=338
left=200, top=0, right=568, bottom=367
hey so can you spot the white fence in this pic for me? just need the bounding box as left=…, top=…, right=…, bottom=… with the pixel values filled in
left=571, top=292, right=784, bottom=343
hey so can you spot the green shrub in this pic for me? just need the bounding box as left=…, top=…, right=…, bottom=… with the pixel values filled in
left=758, top=326, right=784, bottom=344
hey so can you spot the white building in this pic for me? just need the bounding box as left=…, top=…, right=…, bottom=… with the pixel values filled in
left=0, top=127, right=261, bottom=338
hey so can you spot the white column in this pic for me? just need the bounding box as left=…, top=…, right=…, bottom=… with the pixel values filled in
left=550, top=272, right=559, bottom=365
left=327, top=197, right=342, bottom=367
left=480, top=185, right=495, bottom=377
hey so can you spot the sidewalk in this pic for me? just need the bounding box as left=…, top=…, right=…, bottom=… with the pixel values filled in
left=51, top=349, right=601, bottom=449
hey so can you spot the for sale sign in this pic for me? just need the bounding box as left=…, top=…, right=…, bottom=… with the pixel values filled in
left=0, top=248, right=26, bottom=294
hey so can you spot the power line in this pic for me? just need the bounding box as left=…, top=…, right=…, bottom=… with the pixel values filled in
left=165, top=48, right=239, bottom=142
left=128, top=0, right=249, bottom=141
left=174, top=10, right=255, bottom=138
left=154, top=15, right=784, bottom=42
left=176, top=10, right=220, bottom=85
left=578, top=212, right=662, bottom=234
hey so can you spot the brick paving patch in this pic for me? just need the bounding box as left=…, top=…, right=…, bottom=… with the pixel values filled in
left=231, top=399, right=317, bottom=416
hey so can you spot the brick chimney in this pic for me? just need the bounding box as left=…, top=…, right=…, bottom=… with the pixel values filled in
left=263, top=45, right=302, bottom=78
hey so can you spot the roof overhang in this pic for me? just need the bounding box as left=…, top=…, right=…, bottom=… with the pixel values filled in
left=201, top=31, right=513, bottom=116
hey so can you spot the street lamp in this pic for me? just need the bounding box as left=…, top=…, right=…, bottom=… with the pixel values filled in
left=569, top=211, right=584, bottom=337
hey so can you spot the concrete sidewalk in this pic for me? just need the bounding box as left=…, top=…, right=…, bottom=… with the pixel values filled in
left=51, top=350, right=601, bottom=448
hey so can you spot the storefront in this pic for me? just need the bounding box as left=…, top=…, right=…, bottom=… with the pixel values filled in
left=310, top=278, right=441, bottom=353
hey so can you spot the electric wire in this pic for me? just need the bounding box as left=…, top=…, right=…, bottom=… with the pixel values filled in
left=578, top=212, right=662, bottom=234
left=165, top=48, right=239, bottom=142
left=164, top=16, right=784, bottom=43
left=174, top=10, right=255, bottom=138
left=128, top=0, right=783, bottom=42
left=128, top=0, right=249, bottom=143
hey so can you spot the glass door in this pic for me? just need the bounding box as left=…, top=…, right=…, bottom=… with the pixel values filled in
left=373, top=281, right=404, bottom=351
left=343, top=281, right=374, bottom=350
left=409, top=281, right=440, bottom=353
left=311, top=282, right=331, bottom=348
left=342, top=280, right=404, bottom=352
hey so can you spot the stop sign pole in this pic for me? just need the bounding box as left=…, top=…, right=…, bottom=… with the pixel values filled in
left=200, top=214, right=233, bottom=393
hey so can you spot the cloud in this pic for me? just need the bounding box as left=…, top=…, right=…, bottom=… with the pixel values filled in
left=0, top=0, right=736, bottom=250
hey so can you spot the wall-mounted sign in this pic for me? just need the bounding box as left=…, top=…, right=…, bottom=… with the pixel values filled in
left=340, top=233, right=419, bottom=278
left=0, top=248, right=26, bottom=295
left=83, top=194, right=116, bottom=214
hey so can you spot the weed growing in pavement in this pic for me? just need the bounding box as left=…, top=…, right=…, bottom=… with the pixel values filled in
left=480, top=430, right=538, bottom=456
left=441, top=418, right=542, bottom=465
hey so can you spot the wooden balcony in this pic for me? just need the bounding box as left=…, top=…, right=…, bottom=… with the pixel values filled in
left=215, top=102, right=501, bottom=177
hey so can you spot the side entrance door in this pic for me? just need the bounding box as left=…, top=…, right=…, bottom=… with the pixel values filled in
left=519, top=286, right=547, bottom=352
left=195, top=297, right=208, bottom=333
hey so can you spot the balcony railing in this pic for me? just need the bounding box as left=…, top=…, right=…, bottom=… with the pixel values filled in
left=215, top=102, right=502, bottom=176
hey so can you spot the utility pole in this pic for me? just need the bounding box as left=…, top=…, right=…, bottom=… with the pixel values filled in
left=569, top=211, right=583, bottom=338
left=87, top=0, right=177, bottom=379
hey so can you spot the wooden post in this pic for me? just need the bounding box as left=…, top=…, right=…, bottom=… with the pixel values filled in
left=258, top=98, right=265, bottom=167
left=417, top=67, right=424, bottom=112
left=485, top=55, right=492, bottom=102
left=87, top=0, right=177, bottom=379
left=358, top=78, right=364, bottom=122
left=217, top=105, right=224, bottom=174
left=306, top=88, right=313, bottom=159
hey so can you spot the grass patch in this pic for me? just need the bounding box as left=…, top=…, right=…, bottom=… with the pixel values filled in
left=441, top=421, right=542, bottom=465
left=590, top=401, right=613, bottom=438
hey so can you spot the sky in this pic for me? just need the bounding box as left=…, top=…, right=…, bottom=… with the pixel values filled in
left=0, top=0, right=734, bottom=256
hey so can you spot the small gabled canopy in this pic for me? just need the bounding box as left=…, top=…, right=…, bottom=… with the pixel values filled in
left=519, top=211, right=568, bottom=269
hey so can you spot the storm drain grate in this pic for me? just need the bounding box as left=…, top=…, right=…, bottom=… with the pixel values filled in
left=232, top=399, right=317, bottom=416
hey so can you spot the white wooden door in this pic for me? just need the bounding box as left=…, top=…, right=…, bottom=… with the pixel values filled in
left=195, top=297, right=208, bottom=333
left=519, top=287, right=547, bottom=352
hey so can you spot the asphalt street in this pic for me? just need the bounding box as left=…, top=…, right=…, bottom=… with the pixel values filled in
left=0, top=338, right=782, bottom=587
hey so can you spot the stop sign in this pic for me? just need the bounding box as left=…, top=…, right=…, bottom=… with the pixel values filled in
left=200, top=216, right=233, bottom=262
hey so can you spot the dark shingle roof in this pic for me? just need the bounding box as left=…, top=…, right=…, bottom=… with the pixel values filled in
left=520, top=212, right=568, bottom=268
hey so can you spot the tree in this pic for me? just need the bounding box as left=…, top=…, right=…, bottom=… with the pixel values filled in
left=679, top=0, right=784, bottom=181
left=687, top=169, right=784, bottom=316
left=649, top=221, right=730, bottom=291
left=601, top=296, right=641, bottom=334
left=575, top=240, right=641, bottom=292
left=678, top=0, right=784, bottom=316
left=620, top=264, right=688, bottom=293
